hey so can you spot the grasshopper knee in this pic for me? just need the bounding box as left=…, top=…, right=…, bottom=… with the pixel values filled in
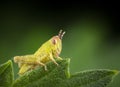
left=37, top=61, right=48, bottom=71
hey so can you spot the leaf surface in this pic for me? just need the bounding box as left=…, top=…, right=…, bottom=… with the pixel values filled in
left=13, top=59, right=70, bottom=87
left=57, top=69, right=119, bottom=87
left=13, top=59, right=119, bottom=87
left=0, top=60, right=14, bottom=87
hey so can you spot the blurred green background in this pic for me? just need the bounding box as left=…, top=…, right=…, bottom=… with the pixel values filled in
left=0, top=1, right=120, bottom=87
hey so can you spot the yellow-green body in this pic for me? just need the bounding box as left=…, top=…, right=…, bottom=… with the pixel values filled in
left=34, top=38, right=62, bottom=63
left=14, top=30, right=65, bottom=75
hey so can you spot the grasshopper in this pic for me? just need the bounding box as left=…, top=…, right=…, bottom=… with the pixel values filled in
left=14, top=30, right=65, bottom=75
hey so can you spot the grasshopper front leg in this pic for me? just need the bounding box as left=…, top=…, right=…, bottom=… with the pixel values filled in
left=49, top=53, right=59, bottom=66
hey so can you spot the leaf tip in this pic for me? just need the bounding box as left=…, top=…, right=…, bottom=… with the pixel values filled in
left=7, top=60, right=12, bottom=64
left=66, top=58, right=70, bottom=63
left=112, top=70, right=119, bottom=76
left=6, top=60, right=13, bottom=67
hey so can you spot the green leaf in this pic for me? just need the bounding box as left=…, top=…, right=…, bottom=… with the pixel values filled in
left=13, top=59, right=70, bottom=87
left=57, top=69, right=119, bottom=87
left=13, top=59, right=119, bottom=87
left=0, top=60, right=14, bottom=87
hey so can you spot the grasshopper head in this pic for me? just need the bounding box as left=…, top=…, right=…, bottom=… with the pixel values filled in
left=51, top=30, right=65, bottom=57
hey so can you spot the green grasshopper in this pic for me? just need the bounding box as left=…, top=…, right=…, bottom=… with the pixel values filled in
left=14, top=30, right=65, bottom=75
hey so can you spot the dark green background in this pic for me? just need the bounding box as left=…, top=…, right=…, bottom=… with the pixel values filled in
left=0, top=1, right=120, bottom=87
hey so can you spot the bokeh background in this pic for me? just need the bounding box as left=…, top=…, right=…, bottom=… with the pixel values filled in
left=0, top=1, right=120, bottom=87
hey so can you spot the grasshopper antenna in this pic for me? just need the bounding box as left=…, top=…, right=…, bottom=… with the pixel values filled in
left=58, top=30, right=65, bottom=39
left=58, top=30, right=62, bottom=37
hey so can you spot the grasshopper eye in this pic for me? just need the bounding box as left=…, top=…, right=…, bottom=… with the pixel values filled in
left=52, top=39, right=57, bottom=45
